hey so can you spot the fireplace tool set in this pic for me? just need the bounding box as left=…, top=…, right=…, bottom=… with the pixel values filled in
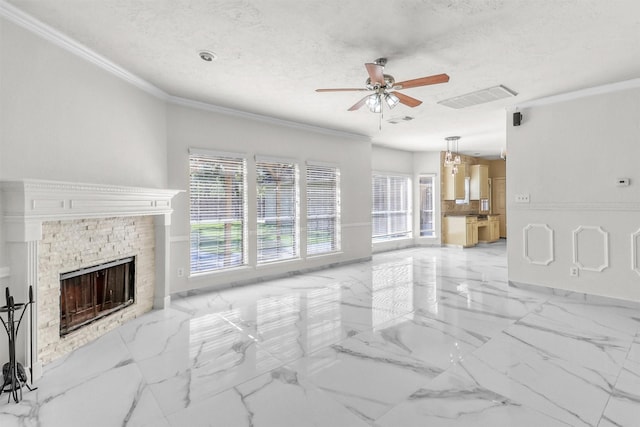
left=1, top=286, right=37, bottom=403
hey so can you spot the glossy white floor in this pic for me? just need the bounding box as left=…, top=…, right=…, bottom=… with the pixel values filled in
left=1, top=241, right=640, bottom=426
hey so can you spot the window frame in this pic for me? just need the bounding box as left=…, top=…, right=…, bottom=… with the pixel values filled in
left=306, top=162, right=341, bottom=256
left=371, top=172, right=413, bottom=242
left=418, top=174, right=436, bottom=238
left=255, top=157, right=300, bottom=264
left=189, top=149, right=248, bottom=275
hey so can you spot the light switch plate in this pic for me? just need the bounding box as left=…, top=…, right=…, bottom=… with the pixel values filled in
left=515, top=194, right=530, bottom=203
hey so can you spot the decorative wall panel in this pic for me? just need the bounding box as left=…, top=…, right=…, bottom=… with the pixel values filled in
left=523, top=224, right=554, bottom=265
left=633, top=229, right=640, bottom=276
left=572, top=226, right=609, bottom=272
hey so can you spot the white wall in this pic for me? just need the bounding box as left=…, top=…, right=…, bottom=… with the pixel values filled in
left=167, top=103, right=373, bottom=293
left=0, top=16, right=169, bottom=367
left=0, top=18, right=167, bottom=188
left=507, top=84, right=640, bottom=301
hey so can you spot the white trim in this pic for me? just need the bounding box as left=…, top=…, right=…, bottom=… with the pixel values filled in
left=1, top=179, right=182, bottom=225
left=522, top=224, right=554, bottom=266
left=0, top=1, right=369, bottom=142
left=170, top=96, right=369, bottom=141
left=255, top=154, right=299, bottom=164
left=372, top=170, right=413, bottom=178
left=632, top=229, right=640, bottom=277
left=305, top=160, right=340, bottom=168
left=512, top=78, right=640, bottom=110
left=189, top=147, right=247, bottom=159
left=509, top=202, right=640, bottom=212
left=572, top=226, right=609, bottom=272
left=0, top=0, right=167, bottom=100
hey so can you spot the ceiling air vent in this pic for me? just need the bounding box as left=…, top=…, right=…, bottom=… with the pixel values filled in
left=438, top=85, right=517, bottom=109
left=387, top=116, right=415, bottom=124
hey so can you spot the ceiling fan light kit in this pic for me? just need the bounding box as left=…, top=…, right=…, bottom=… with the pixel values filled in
left=316, top=58, right=449, bottom=114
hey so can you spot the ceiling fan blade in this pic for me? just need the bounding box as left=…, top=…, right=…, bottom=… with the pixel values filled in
left=365, top=63, right=385, bottom=85
left=391, top=91, right=422, bottom=107
left=316, top=88, right=369, bottom=92
left=348, top=95, right=370, bottom=111
left=393, top=73, right=450, bottom=90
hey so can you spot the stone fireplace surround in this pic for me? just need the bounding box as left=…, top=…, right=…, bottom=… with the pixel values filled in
left=1, top=179, right=181, bottom=380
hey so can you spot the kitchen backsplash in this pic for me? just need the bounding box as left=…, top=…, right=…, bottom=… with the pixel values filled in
left=442, top=199, right=480, bottom=215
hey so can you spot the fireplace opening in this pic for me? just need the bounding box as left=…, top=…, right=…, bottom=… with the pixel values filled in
left=59, top=257, right=135, bottom=336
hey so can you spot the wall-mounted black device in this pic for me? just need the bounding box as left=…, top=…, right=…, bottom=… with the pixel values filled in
left=513, top=112, right=522, bottom=126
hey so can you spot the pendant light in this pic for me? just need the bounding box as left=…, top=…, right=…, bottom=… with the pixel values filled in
left=444, top=136, right=461, bottom=174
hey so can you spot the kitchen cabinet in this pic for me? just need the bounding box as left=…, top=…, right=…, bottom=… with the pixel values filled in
left=443, top=164, right=467, bottom=200
left=443, top=215, right=477, bottom=247
left=470, top=164, right=489, bottom=200
left=478, top=215, right=500, bottom=243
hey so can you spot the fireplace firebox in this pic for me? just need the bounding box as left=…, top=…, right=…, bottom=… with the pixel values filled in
left=59, top=257, right=135, bottom=336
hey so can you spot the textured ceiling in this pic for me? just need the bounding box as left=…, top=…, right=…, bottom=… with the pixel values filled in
left=6, top=0, right=640, bottom=157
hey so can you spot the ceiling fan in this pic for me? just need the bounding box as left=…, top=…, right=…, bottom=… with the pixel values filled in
left=316, top=58, right=450, bottom=112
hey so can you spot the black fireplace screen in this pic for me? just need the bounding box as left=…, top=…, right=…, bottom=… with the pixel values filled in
left=59, top=257, right=135, bottom=336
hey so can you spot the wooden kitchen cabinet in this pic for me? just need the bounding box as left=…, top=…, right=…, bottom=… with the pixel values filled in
left=489, top=216, right=500, bottom=241
left=443, top=164, right=467, bottom=200
left=478, top=215, right=500, bottom=243
left=470, top=164, right=489, bottom=200
left=444, top=215, right=477, bottom=247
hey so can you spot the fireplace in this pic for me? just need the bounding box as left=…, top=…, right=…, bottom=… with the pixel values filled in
left=1, top=179, right=182, bottom=379
left=60, top=257, right=135, bottom=336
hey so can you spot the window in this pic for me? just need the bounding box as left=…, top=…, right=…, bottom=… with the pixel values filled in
left=372, top=174, right=412, bottom=241
left=256, top=159, right=299, bottom=263
left=419, top=175, right=435, bottom=237
left=307, top=164, right=340, bottom=255
left=455, top=176, right=470, bottom=205
left=190, top=152, right=247, bottom=274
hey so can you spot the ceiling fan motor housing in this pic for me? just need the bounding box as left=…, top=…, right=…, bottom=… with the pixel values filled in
left=366, top=74, right=395, bottom=90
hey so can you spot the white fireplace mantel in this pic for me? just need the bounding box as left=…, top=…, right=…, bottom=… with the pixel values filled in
left=2, top=179, right=182, bottom=242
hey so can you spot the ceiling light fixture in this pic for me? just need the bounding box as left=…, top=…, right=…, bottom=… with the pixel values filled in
left=198, top=50, right=217, bottom=62
left=384, top=92, right=400, bottom=109
left=444, top=136, right=462, bottom=174
left=366, top=93, right=382, bottom=113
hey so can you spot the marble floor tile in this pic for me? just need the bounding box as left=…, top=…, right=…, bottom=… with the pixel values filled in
left=166, top=366, right=370, bottom=427
left=599, top=342, right=640, bottom=427
left=375, top=366, right=569, bottom=427
left=1, top=241, right=639, bottom=426
left=136, top=311, right=284, bottom=415
left=288, top=326, right=461, bottom=423
left=462, top=334, right=613, bottom=426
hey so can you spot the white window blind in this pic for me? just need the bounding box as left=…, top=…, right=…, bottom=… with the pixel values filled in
left=306, top=164, right=340, bottom=255
left=372, top=174, right=412, bottom=241
left=419, top=175, right=435, bottom=237
left=189, top=153, right=247, bottom=273
left=256, top=159, right=299, bottom=263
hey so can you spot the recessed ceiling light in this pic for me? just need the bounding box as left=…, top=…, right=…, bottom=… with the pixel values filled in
left=198, top=50, right=217, bottom=62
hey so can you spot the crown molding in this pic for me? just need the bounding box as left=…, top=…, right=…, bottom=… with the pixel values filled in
left=1, top=0, right=370, bottom=142
left=169, top=96, right=370, bottom=141
left=511, top=78, right=640, bottom=110
left=0, top=0, right=168, bottom=99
